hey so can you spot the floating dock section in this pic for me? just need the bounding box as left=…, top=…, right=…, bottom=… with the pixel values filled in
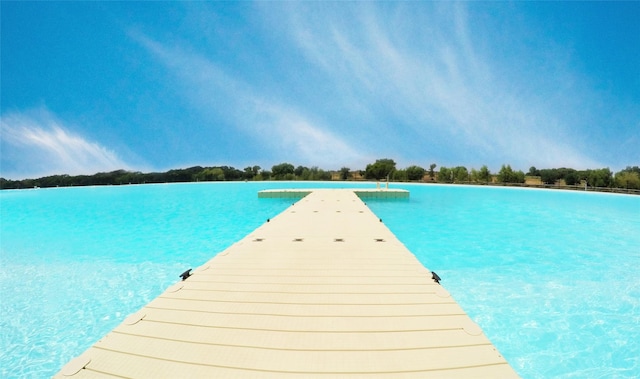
left=258, top=188, right=410, bottom=199
left=57, top=189, right=518, bottom=378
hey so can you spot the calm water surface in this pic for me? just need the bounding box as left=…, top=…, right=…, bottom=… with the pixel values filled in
left=1, top=182, right=638, bottom=378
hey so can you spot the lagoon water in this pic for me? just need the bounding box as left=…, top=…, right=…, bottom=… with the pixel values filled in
left=1, top=182, right=639, bottom=378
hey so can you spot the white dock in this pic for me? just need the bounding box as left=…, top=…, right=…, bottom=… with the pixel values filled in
left=56, top=189, right=518, bottom=378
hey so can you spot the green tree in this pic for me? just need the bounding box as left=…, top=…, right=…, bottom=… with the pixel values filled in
left=429, top=164, right=437, bottom=180
left=365, top=159, right=396, bottom=180
left=294, top=165, right=307, bottom=177
left=300, top=168, right=311, bottom=180
left=438, top=166, right=452, bottom=183
left=406, top=165, right=426, bottom=181
left=311, top=167, right=332, bottom=180
left=586, top=168, right=613, bottom=188
left=0, top=178, right=12, bottom=189
left=565, top=171, right=579, bottom=186
left=339, top=167, right=351, bottom=180
left=393, top=169, right=408, bottom=181
left=478, top=165, right=491, bottom=183
left=453, top=166, right=469, bottom=183
left=116, top=171, right=143, bottom=185
left=540, top=169, right=558, bottom=184
left=271, top=163, right=295, bottom=180
left=220, top=166, right=243, bottom=180
left=212, top=168, right=225, bottom=181
left=622, top=166, right=640, bottom=176
left=243, top=167, right=255, bottom=180
left=497, top=165, right=524, bottom=183
left=615, top=171, right=640, bottom=189
left=197, top=168, right=225, bottom=181
left=470, top=168, right=479, bottom=182
left=497, top=165, right=512, bottom=183
left=259, top=170, right=272, bottom=180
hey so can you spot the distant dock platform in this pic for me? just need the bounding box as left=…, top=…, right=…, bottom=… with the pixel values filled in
left=56, top=188, right=518, bottom=378
left=258, top=188, right=410, bottom=199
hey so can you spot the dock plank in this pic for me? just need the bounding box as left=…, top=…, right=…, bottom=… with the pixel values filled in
left=92, top=332, right=506, bottom=373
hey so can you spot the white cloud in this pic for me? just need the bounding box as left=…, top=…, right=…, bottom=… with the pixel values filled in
left=131, top=3, right=616, bottom=171
left=133, top=33, right=365, bottom=168
left=1, top=108, right=129, bottom=179
left=249, top=101, right=362, bottom=166
left=277, top=2, right=604, bottom=170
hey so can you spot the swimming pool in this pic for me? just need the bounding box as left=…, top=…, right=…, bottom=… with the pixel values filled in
left=1, top=182, right=638, bottom=378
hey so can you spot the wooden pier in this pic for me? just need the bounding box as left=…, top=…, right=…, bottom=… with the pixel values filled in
left=56, top=189, right=518, bottom=378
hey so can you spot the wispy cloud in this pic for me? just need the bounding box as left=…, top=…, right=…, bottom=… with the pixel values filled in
left=131, top=2, right=618, bottom=171
left=132, top=32, right=365, bottom=169
left=1, top=108, right=129, bottom=179
left=277, top=2, right=604, bottom=169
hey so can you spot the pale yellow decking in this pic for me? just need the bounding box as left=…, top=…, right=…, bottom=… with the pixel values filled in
left=56, top=189, right=518, bottom=378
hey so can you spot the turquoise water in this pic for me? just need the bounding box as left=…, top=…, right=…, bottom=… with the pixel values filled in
left=1, top=182, right=638, bottom=378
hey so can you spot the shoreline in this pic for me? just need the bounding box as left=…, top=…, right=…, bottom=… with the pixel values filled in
left=2, top=179, right=639, bottom=196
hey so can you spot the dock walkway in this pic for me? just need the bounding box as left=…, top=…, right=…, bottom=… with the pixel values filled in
left=56, top=189, right=518, bottom=378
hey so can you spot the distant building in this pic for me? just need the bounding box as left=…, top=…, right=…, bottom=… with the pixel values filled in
left=525, top=176, right=542, bottom=185
left=330, top=171, right=364, bottom=181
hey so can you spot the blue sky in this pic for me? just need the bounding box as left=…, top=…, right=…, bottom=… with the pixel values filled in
left=1, top=2, right=638, bottom=179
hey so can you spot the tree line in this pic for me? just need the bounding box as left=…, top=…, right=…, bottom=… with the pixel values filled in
left=0, top=164, right=333, bottom=189
left=361, top=159, right=639, bottom=190
left=1, top=159, right=638, bottom=191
